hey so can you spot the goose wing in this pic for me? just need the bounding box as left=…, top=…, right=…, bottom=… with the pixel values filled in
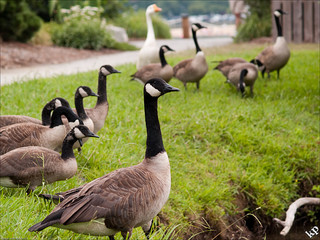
left=0, top=115, right=42, bottom=128
left=173, top=59, right=192, bottom=77
left=257, top=46, right=274, bottom=65
left=0, top=123, right=44, bottom=154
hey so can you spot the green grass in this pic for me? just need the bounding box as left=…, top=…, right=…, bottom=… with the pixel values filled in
left=0, top=43, right=319, bottom=239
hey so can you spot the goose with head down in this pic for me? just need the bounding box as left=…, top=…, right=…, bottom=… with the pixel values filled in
left=0, top=125, right=98, bottom=194
left=0, top=97, right=70, bottom=128
left=29, top=78, right=179, bottom=240
left=0, top=106, right=82, bottom=155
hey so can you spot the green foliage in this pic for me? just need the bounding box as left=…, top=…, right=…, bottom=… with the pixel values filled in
left=234, top=0, right=272, bottom=42
left=0, top=44, right=319, bottom=238
left=26, top=0, right=62, bottom=23
left=113, top=10, right=171, bottom=39
left=0, top=0, right=41, bottom=42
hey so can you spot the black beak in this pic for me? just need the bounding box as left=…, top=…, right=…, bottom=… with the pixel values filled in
left=91, top=92, right=99, bottom=97
left=112, top=69, right=121, bottom=74
left=164, top=83, right=180, bottom=93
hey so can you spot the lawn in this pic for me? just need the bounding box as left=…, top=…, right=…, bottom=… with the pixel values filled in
left=0, top=43, right=319, bottom=239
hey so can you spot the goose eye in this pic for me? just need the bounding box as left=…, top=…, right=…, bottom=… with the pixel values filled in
left=78, top=88, right=88, bottom=97
left=74, top=128, right=85, bottom=139
left=101, top=67, right=110, bottom=76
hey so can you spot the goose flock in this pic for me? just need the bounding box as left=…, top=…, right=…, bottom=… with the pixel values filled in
left=0, top=6, right=291, bottom=240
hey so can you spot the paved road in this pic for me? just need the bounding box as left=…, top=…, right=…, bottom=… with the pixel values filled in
left=1, top=37, right=232, bottom=86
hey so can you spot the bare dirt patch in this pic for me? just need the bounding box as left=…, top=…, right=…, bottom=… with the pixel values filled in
left=0, top=42, right=120, bottom=69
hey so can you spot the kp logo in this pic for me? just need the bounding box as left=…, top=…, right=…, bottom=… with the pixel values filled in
left=305, top=226, right=319, bottom=238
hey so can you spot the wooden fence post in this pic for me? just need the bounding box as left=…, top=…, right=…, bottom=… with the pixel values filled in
left=181, top=14, right=190, bottom=39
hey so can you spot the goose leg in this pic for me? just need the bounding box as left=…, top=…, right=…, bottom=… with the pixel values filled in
left=250, top=85, right=254, bottom=96
left=196, top=81, right=200, bottom=90
left=261, top=68, right=265, bottom=79
left=121, top=229, right=132, bottom=240
left=277, top=69, right=280, bottom=79
left=142, top=219, right=153, bottom=239
left=267, top=72, right=270, bottom=79
left=109, top=236, right=115, bottom=240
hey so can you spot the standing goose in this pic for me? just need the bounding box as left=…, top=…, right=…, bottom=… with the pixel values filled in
left=29, top=78, right=179, bottom=240
left=83, top=65, right=120, bottom=134
left=131, top=45, right=174, bottom=84
left=173, top=23, right=208, bottom=89
left=227, top=62, right=258, bottom=96
left=0, top=106, right=82, bottom=155
left=136, top=4, right=162, bottom=69
left=0, top=98, right=70, bottom=128
left=255, top=9, right=290, bottom=79
left=71, top=86, right=98, bottom=148
left=0, top=125, right=98, bottom=194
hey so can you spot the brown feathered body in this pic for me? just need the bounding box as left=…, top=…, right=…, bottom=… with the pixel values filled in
left=214, top=57, right=248, bottom=77
left=0, top=147, right=77, bottom=190
left=0, top=116, right=41, bottom=128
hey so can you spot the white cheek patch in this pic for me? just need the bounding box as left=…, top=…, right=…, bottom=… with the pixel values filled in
left=74, top=128, right=85, bottom=139
left=101, top=67, right=110, bottom=76
left=274, top=10, right=281, bottom=17
left=145, top=83, right=161, bottom=97
left=78, top=88, right=88, bottom=98
left=55, top=99, right=62, bottom=108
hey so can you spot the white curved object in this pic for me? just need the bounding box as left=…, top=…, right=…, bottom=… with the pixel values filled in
left=136, top=4, right=162, bottom=70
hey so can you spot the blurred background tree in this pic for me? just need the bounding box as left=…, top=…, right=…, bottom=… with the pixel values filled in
left=0, top=0, right=41, bottom=42
left=234, top=0, right=272, bottom=42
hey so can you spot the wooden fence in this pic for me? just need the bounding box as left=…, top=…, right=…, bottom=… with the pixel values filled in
left=272, top=0, right=319, bottom=43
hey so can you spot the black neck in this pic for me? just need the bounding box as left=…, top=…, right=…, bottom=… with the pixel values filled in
left=61, top=137, right=77, bottom=159
left=41, top=107, right=52, bottom=126
left=96, top=72, right=107, bottom=106
left=50, top=107, right=79, bottom=128
left=75, top=94, right=88, bottom=120
left=192, top=28, right=201, bottom=53
left=275, top=15, right=283, bottom=37
left=144, top=93, right=165, bottom=158
left=159, top=48, right=167, bottom=67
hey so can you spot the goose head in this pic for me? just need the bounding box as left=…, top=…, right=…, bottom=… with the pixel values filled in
left=76, top=86, right=99, bottom=98
left=145, top=78, right=179, bottom=98
left=100, top=65, right=121, bottom=76
left=274, top=9, right=286, bottom=17
left=160, top=45, right=175, bottom=53
left=191, top=23, right=207, bottom=32
left=45, top=98, right=70, bottom=111
left=69, top=125, right=99, bottom=147
left=146, top=4, right=162, bottom=15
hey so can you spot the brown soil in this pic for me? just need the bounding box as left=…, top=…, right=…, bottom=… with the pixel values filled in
left=0, top=42, right=120, bottom=69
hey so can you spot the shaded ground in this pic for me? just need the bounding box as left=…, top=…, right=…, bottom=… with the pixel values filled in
left=0, top=42, right=120, bottom=69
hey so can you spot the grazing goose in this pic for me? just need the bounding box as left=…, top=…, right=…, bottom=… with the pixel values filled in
left=131, top=45, right=174, bottom=84
left=173, top=23, right=208, bottom=89
left=255, top=9, right=290, bottom=79
left=0, top=125, right=98, bottom=194
left=0, top=106, right=82, bottom=155
left=29, top=78, right=179, bottom=240
left=227, top=62, right=258, bottom=96
left=213, top=57, right=248, bottom=78
left=136, top=4, right=162, bottom=69
left=83, top=65, right=120, bottom=134
left=71, top=86, right=98, bottom=148
left=0, top=98, right=70, bottom=128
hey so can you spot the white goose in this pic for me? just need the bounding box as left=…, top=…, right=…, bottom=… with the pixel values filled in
left=136, top=4, right=162, bottom=70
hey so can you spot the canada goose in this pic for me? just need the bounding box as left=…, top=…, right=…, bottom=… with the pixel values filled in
left=0, top=98, right=70, bottom=128
left=71, top=86, right=98, bottom=148
left=227, top=62, right=258, bottom=96
left=29, top=78, right=179, bottom=239
left=255, top=9, right=290, bottom=79
left=0, top=106, right=82, bottom=155
left=0, top=125, right=98, bottom=194
left=173, top=23, right=208, bottom=89
left=83, top=65, right=120, bottom=134
left=136, top=4, right=162, bottom=69
left=213, top=57, right=248, bottom=78
left=131, top=45, right=174, bottom=84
